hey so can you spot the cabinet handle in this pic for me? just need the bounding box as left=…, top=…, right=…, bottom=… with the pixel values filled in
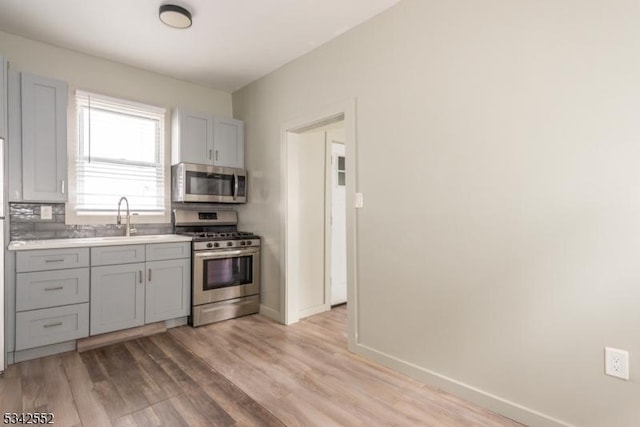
left=45, top=259, right=65, bottom=263
left=233, top=172, right=238, bottom=200
left=148, top=268, right=152, bottom=282
left=43, top=322, right=63, bottom=328
left=208, top=149, right=212, bottom=160
left=44, top=286, right=64, bottom=291
left=139, top=270, right=143, bottom=283
left=215, top=150, right=219, bottom=161
left=61, top=180, right=65, bottom=194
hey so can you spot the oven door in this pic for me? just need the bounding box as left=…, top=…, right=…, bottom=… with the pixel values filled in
left=193, top=246, right=260, bottom=305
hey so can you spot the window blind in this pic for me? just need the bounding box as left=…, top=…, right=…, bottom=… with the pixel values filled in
left=74, top=91, right=166, bottom=213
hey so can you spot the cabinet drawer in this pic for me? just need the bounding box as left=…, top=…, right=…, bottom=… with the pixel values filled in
left=16, top=268, right=89, bottom=311
left=91, top=245, right=145, bottom=266
left=146, top=242, right=191, bottom=261
left=15, top=303, right=89, bottom=351
left=17, top=248, right=89, bottom=272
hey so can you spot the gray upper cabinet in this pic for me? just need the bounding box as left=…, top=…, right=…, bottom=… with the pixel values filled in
left=172, top=109, right=213, bottom=165
left=212, top=116, right=244, bottom=169
left=20, top=72, right=68, bottom=202
left=172, top=108, right=244, bottom=168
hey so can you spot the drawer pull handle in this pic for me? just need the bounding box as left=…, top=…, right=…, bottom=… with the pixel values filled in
left=148, top=268, right=152, bottom=282
left=43, top=322, right=63, bottom=328
left=44, top=286, right=64, bottom=291
left=45, top=259, right=65, bottom=263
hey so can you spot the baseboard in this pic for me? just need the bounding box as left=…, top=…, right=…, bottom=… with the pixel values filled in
left=259, top=304, right=281, bottom=322
left=298, top=304, right=330, bottom=320
left=14, top=341, right=76, bottom=363
left=77, top=322, right=167, bottom=353
left=354, top=343, right=573, bottom=427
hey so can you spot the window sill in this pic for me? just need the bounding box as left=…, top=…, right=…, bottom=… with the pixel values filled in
left=64, top=208, right=170, bottom=226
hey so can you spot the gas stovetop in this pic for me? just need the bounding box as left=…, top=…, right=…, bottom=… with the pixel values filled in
left=172, top=208, right=260, bottom=250
left=177, top=231, right=260, bottom=242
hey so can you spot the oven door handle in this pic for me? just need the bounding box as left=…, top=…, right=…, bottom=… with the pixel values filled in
left=194, top=249, right=256, bottom=259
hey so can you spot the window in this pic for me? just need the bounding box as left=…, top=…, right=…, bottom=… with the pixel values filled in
left=337, top=155, right=346, bottom=186
left=69, top=91, right=167, bottom=221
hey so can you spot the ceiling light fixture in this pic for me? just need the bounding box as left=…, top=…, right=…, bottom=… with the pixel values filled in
left=159, top=4, right=192, bottom=29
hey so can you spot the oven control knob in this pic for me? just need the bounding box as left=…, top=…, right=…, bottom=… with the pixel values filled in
left=227, top=241, right=233, bottom=247
left=206, top=243, right=213, bottom=248
left=240, top=241, right=246, bottom=246
left=214, top=242, right=220, bottom=248
left=245, top=241, right=252, bottom=246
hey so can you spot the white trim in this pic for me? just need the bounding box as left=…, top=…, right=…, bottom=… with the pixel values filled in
left=259, top=304, right=280, bottom=322
left=299, top=304, right=330, bottom=319
left=66, top=87, right=172, bottom=225
left=279, top=98, right=358, bottom=350
left=354, top=343, right=573, bottom=427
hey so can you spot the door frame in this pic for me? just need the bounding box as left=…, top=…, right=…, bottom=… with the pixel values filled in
left=279, top=99, right=358, bottom=350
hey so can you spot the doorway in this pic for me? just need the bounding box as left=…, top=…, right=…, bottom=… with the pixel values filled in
left=280, top=100, right=357, bottom=350
left=287, top=120, right=345, bottom=319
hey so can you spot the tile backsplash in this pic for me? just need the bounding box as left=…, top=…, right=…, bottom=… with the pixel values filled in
left=9, top=203, right=173, bottom=241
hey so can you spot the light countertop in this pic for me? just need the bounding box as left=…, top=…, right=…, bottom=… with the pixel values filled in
left=8, top=234, right=192, bottom=251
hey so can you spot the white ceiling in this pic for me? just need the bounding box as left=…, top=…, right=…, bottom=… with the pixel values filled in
left=0, top=0, right=401, bottom=92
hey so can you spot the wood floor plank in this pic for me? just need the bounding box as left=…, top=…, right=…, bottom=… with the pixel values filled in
left=61, top=352, right=113, bottom=427
left=137, top=336, right=237, bottom=426
left=123, top=340, right=180, bottom=402
left=0, top=363, right=23, bottom=413
left=1, top=305, right=522, bottom=427
left=94, top=345, right=151, bottom=413
left=148, top=332, right=283, bottom=427
left=20, top=358, right=47, bottom=412
left=148, top=399, right=189, bottom=427
left=42, top=355, right=81, bottom=426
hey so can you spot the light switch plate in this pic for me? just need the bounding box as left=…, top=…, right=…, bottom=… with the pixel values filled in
left=40, top=205, right=52, bottom=220
left=355, top=193, right=364, bottom=208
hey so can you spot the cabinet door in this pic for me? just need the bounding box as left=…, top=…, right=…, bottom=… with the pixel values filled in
left=145, top=258, right=190, bottom=323
left=90, top=263, right=145, bottom=335
left=213, top=116, right=244, bottom=168
left=21, top=73, right=68, bottom=201
left=173, top=109, right=213, bottom=164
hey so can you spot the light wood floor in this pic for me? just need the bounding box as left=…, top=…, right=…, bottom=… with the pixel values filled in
left=0, top=306, right=523, bottom=426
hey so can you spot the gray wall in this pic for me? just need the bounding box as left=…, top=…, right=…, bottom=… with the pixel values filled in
left=232, top=0, right=640, bottom=425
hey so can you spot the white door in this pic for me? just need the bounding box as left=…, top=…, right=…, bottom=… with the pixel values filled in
left=331, top=141, right=347, bottom=305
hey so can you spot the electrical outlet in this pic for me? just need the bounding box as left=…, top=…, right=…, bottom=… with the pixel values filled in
left=605, top=347, right=629, bottom=380
left=40, top=205, right=52, bottom=220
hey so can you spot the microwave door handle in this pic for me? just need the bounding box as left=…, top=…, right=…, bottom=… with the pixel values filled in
left=233, top=172, right=238, bottom=201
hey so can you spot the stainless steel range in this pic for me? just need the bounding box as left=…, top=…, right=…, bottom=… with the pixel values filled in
left=173, top=209, right=260, bottom=326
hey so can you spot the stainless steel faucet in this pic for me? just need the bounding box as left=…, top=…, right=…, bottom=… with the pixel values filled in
left=116, top=196, right=136, bottom=237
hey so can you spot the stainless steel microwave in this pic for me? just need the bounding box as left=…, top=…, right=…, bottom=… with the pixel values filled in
left=171, top=163, right=247, bottom=203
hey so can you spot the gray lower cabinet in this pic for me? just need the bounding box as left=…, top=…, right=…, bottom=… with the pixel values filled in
left=15, top=304, right=89, bottom=351
left=145, top=258, right=190, bottom=323
left=89, top=242, right=191, bottom=336
left=13, top=242, right=191, bottom=351
left=90, top=263, right=145, bottom=335
left=14, top=248, right=91, bottom=351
